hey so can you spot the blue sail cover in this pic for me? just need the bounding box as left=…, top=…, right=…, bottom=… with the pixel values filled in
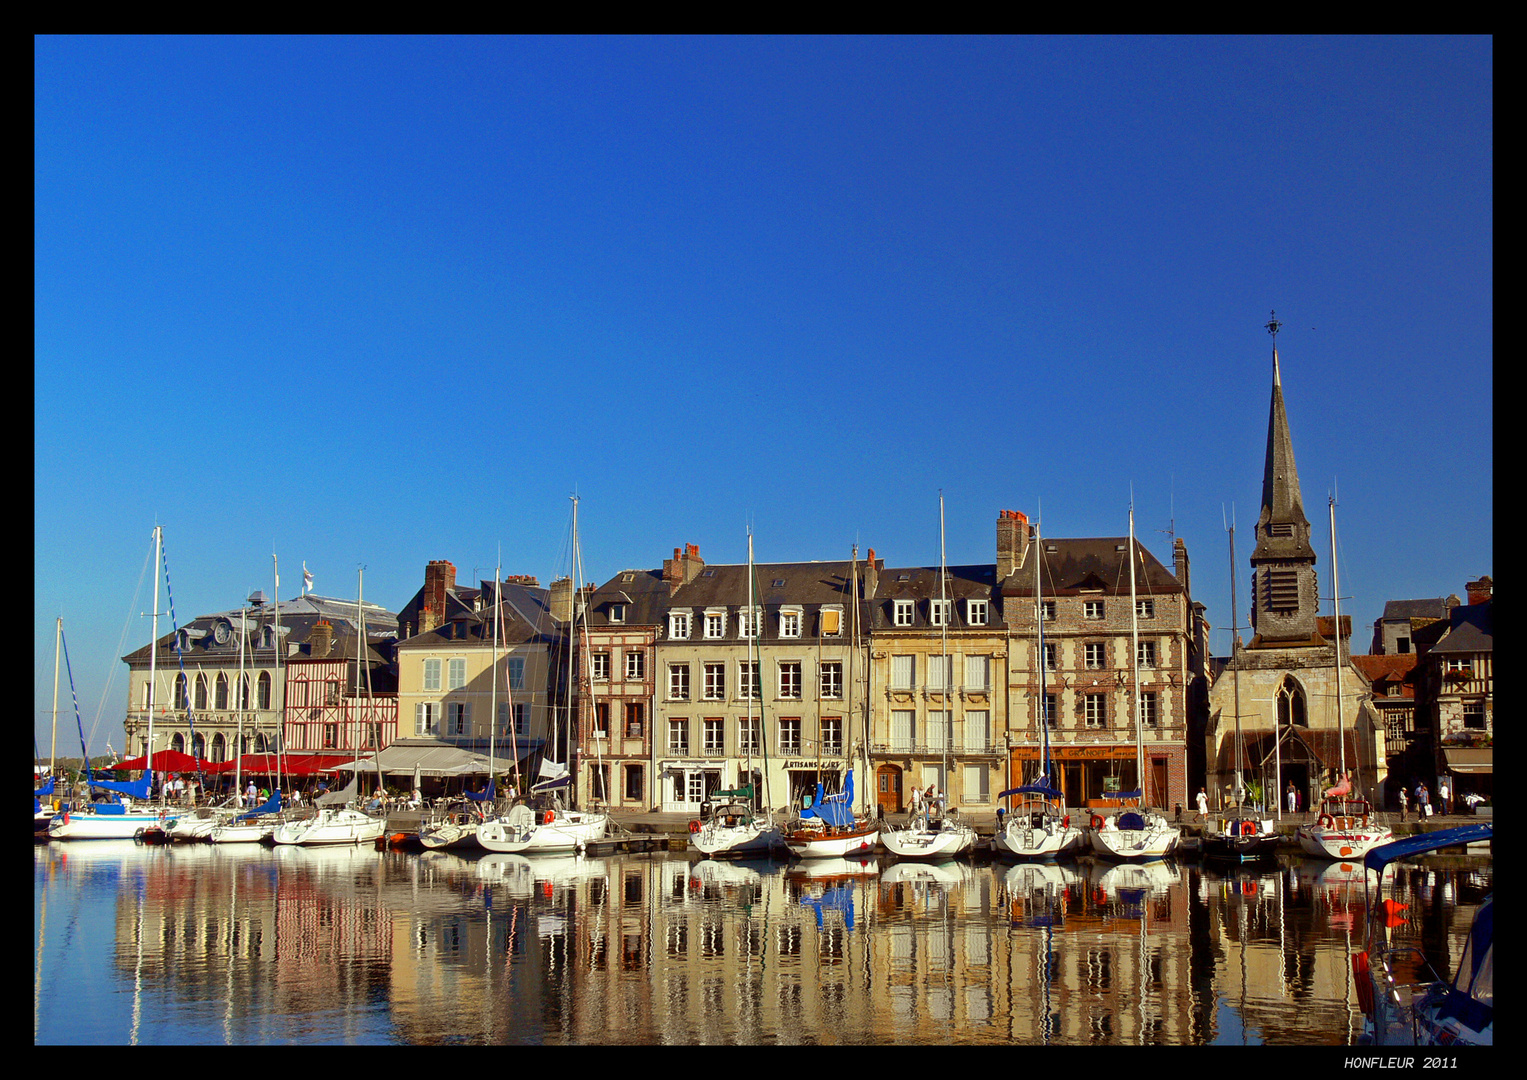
left=235, top=789, right=281, bottom=822
left=1101, top=789, right=1142, bottom=802
left=35, top=777, right=55, bottom=797
left=801, top=770, right=856, bottom=828
left=999, top=782, right=1064, bottom=800
left=89, top=770, right=152, bottom=801
left=464, top=778, right=496, bottom=802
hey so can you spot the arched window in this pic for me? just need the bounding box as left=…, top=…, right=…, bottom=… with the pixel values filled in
left=192, top=732, right=205, bottom=758
left=211, top=733, right=226, bottom=762
left=194, top=674, right=209, bottom=711
left=1277, top=676, right=1308, bottom=728
left=174, top=673, right=189, bottom=710
left=171, top=732, right=186, bottom=753
left=257, top=672, right=272, bottom=710
left=215, top=674, right=229, bottom=710
left=238, top=674, right=250, bottom=711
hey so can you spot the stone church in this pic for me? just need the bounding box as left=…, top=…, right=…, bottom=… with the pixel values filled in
left=1205, top=328, right=1386, bottom=813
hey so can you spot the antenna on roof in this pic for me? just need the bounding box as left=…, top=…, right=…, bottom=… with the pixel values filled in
left=1157, top=478, right=1175, bottom=545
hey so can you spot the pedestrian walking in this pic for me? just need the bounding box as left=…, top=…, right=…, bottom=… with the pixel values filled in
left=1398, top=786, right=1408, bottom=822
left=1196, top=787, right=1209, bottom=820
left=1437, top=776, right=1451, bottom=815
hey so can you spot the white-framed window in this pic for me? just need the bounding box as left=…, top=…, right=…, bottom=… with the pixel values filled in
left=966, top=599, right=988, bottom=625
left=669, top=611, right=691, bottom=639
left=778, top=717, right=801, bottom=753
left=891, top=709, right=916, bottom=752
left=667, top=719, right=689, bottom=755
left=779, top=609, right=801, bottom=638
left=891, top=655, right=915, bottom=690
left=507, top=655, right=525, bottom=690
left=819, top=661, right=843, bottom=699
left=447, top=701, right=470, bottom=735
left=1041, top=600, right=1056, bottom=622
left=930, top=599, right=951, bottom=626
left=927, top=711, right=948, bottom=751
left=1136, top=598, right=1155, bottom=620
left=1084, top=695, right=1107, bottom=729
left=1043, top=642, right=1057, bottom=672
left=1042, top=693, right=1057, bottom=729
left=778, top=661, right=802, bottom=699
left=739, top=714, right=761, bottom=754
left=820, top=607, right=843, bottom=636
left=448, top=658, right=467, bottom=690
left=625, top=649, right=646, bottom=680
left=423, top=658, right=441, bottom=692
left=703, top=718, right=725, bottom=756
left=668, top=664, right=690, bottom=701
left=821, top=716, right=843, bottom=755
left=591, top=652, right=610, bottom=682
left=965, top=655, right=990, bottom=691
left=927, top=655, right=952, bottom=691
left=415, top=702, right=439, bottom=735
left=1137, top=640, right=1157, bottom=669
left=965, top=709, right=990, bottom=752
left=704, top=610, right=726, bottom=639
left=737, top=607, right=759, bottom=639
left=1083, top=600, right=1105, bottom=620
left=1084, top=642, right=1107, bottom=670
left=703, top=662, right=726, bottom=700
left=739, top=661, right=759, bottom=700
left=1138, top=691, right=1158, bottom=728
left=893, top=600, right=915, bottom=626
left=608, top=603, right=626, bottom=623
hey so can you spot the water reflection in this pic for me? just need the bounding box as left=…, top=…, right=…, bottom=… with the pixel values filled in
left=34, top=842, right=1489, bottom=1045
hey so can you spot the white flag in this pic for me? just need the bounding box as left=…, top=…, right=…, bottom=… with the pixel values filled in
left=303, top=562, right=313, bottom=595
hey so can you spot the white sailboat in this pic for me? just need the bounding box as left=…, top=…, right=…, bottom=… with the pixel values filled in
left=1202, top=509, right=1279, bottom=862
left=50, top=527, right=178, bottom=841
left=993, top=515, right=1084, bottom=861
left=1296, top=495, right=1393, bottom=860
left=689, top=530, right=784, bottom=858
left=883, top=494, right=976, bottom=860
left=478, top=497, right=608, bottom=855
left=1087, top=505, right=1180, bottom=862
left=782, top=769, right=880, bottom=858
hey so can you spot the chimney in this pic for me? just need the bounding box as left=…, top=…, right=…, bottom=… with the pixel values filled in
left=421, top=560, right=457, bottom=635
left=309, top=620, right=334, bottom=659
left=864, top=548, right=879, bottom=599
left=549, top=576, right=573, bottom=624
left=996, top=510, right=1030, bottom=580
left=1466, top=575, right=1492, bottom=606
left=1174, top=537, right=1190, bottom=593
left=662, top=543, right=704, bottom=596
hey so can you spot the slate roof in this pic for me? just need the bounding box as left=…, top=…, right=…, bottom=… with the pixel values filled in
left=998, top=536, right=1183, bottom=598
left=121, top=593, right=400, bottom=667
left=1379, top=597, right=1457, bottom=621
left=1430, top=601, right=1492, bottom=656
left=398, top=578, right=556, bottom=648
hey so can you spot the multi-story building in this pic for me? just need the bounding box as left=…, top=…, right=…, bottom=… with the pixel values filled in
left=393, top=560, right=558, bottom=787
left=121, top=590, right=399, bottom=767
left=1420, top=576, right=1492, bottom=801
left=281, top=617, right=399, bottom=757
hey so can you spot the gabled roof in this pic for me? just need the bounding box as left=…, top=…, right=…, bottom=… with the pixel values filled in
left=586, top=559, right=868, bottom=631
left=1431, top=601, right=1492, bottom=656
left=869, top=563, right=1003, bottom=631
left=1379, top=597, right=1457, bottom=621
left=1349, top=653, right=1418, bottom=698
left=999, top=537, right=1182, bottom=597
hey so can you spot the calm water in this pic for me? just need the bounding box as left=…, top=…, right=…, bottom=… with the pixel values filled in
left=33, top=839, right=1489, bottom=1045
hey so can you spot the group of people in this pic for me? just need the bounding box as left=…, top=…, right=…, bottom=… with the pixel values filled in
left=1397, top=776, right=1452, bottom=821
left=906, top=782, right=946, bottom=817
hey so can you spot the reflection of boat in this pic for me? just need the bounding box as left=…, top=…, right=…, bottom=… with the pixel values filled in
left=1004, top=860, right=1081, bottom=928
left=689, top=858, right=770, bottom=890
left=477, top=800, right=607, bottom=854
left=1091, top=858, right=1181, bottom=907
left=881, top=859, right=968, bottom=889
left=1357, top=824, right=1492, bottom=1047
left=475, top=852, right=606, bottom=896
left=785, top=855, right=879, bottom=883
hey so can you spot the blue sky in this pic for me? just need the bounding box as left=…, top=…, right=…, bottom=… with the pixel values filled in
left=36, top=36, right=1492, bottom=758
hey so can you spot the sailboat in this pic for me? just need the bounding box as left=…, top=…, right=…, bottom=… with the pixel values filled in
left=882, top=495, right=976, bottom=859
left=50, top=527, right=180, bottom=841
left=1202, top=510, right=1279, bottom=862
left=1296, top=495, right=1393, bottom=859
left=1087, top=505, right=1180, bottom=862
left=690, top=530, right=785, bottom=858
left=207, top=788, right=282, bottom=843
left=35, top=619, right=65, bottom=835
left=782, top=769, right=880, bottom=858
left=478, top=497, right=608, bottom=855
left=993, top=515, right=1084, bottom=861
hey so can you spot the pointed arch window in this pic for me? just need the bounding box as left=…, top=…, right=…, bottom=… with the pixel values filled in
left=1276, top=676, right=1308, bottom=728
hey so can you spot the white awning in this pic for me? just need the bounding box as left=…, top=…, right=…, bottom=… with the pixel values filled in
left=340, top=739, right=541, bottom=777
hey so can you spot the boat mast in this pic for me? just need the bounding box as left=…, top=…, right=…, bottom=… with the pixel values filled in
left=747, top=530, right=758, bottom=810
left=51, top=617, right=61, bottom=777
left=1328, top=494, right=1347, bottom=787
left=1228, top=509, right=1244, bottom=808
left=149, top=525, right=160, bottom=798
left=1128, top=505, right=1144, bottom=806
left=360, top=568, right=384, bottom=800
left=490, top=555, right=499, bottom=802
left=236, top=597, right=246, bottom=804
left=1036, top=517, right=1047, bottom=794
left=939, top=492, right=950, bottom=814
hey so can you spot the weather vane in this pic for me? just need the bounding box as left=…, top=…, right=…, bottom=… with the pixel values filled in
left=1266, top=310, right=1282, bottom=342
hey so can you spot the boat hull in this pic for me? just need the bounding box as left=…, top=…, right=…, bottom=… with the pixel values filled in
left=690, top=821, right=784, bottom=858
left=991, top=820, right=1084, bottom=861
left=271, top=808, right=386, bottom=846
left=783, top=824, right=879, bottom=859
left=1202, top=814, right=1281, bottom=862
left=208, top=821, right=273, bottom=843
left=1296, top=823, right=1393, bottom=860
left=418, top=821, right=482, bottom=851
left=880, top=822, right=976, bottom=860
left=47, top=806, right=177, bottom=841
left=1088, top=811, right=1179, bottom=862
left=476, top=812, right=607, bottom=854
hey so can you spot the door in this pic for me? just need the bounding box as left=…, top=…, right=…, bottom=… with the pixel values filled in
left=877, top=764, right=902, bottom=814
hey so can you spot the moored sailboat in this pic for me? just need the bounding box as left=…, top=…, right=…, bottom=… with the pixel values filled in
left=783, top=769, right=879, bottom=858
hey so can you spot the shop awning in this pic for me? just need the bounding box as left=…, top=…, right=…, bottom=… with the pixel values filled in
left=338, top=738, right=536, bottom=778
left=1442, top=747, right=1493, bottom=774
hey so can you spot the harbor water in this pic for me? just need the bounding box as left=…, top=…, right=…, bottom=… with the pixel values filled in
left=33, top=840, right=1489, bottom=1045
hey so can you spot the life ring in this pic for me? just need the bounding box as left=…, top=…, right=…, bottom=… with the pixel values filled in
left=543, top=810, right=555, bottom=826
left=689, top=820, right=701, bottom=834
left=1090, top=814, right=1104, bottom=831
left=1318, top=813, right=1333, bottom=829
left=1062, top=815, right=1070, bottom=828
left=1241, top=820, right=1255, bottom=837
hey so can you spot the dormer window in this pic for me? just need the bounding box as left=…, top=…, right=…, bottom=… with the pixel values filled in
left=820, top=606, right=843, bottom=636
left=608, top=603, right=626, bottom=624
left=704, top=610, right=726, bottom=639
left=930, top=599, right=951, bottom=626
left=668, top=611, right=691, bottom=640
left=893, top=600, right=915, bottom=627
left=778, top=608, right=802, bottom=638
left=737, top=607, right=759, bottom=639
left=966, top=599, right=988, bottom=626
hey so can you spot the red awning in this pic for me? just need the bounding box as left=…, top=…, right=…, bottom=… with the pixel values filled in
left=100, top=749, right=212, bottom=774
left=221, top=753, right=358, bottom=776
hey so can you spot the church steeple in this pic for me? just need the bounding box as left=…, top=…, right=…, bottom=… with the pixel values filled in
left=1248, top=313, right=1320, bottom=645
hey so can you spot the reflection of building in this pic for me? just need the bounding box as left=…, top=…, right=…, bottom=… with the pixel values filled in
left=1206, top=336, right=1386, bottom=810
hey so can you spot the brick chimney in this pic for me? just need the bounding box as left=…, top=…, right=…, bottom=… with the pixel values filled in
left=309, top=620, right=334, bottom=659
left=662, top=544, right=704, bottom=597
left=1466, top=575, right=1492, bottom=606
left=549, top=576, right=573, bottom=624
left=996, top=510, right=1030, bottom=580
left=1174, top=537, right=1190, bottom=593
left=864, top=548, right=879, bottom=599
left=421, top=560, right=457, bottom=635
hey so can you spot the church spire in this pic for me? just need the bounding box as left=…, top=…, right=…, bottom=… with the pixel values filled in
left=1248, top=312, right=1319, bottom=645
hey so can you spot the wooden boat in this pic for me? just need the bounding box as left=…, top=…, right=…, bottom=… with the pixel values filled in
left=783, top=770, right=878, bottom=858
